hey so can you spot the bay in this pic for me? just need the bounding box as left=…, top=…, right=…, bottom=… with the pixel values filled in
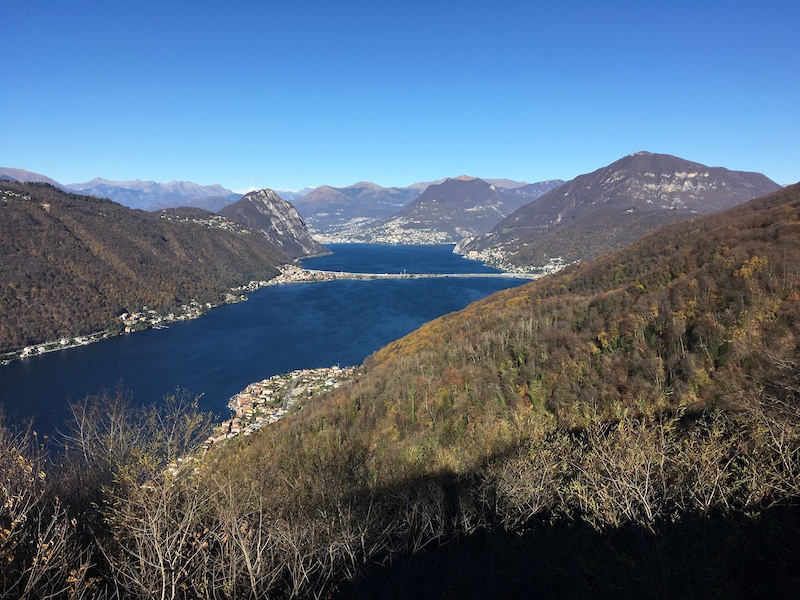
left=0, top=244, right=526, bottom=435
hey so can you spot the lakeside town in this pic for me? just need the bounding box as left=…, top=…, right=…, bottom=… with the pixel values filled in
left=267, top=264, right=339, bottom=284
left=203, top=365, right=359, bottom=447
left=307, top=217, right=454, bottom=245
left=457, top=248, right=569, bottom=275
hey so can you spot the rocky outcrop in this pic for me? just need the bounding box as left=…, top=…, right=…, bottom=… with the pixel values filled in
left=219, top=189, right=328, bottom=258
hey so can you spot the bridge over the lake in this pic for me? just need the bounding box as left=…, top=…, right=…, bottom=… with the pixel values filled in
left=269, top=265, right=544, bottom=286
left=303, top=269, right=541, bottom=281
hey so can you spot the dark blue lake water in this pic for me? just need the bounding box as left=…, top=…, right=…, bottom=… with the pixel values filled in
left=0, top=244, right=526, bottom=434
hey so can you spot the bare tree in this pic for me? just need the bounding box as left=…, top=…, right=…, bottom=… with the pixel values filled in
left=206, top=477, right=283, bottom=599
left=99, top=468, right=209, bottom=600
left=0, top=419, right=92, bottom=599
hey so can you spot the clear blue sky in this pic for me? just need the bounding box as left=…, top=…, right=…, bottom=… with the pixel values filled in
left=2, top=0, right=798, bottom=191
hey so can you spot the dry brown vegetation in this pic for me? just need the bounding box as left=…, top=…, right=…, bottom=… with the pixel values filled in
left=1, top=184, right=800, bottom=598
left=0, top=182, right=287, bottom=352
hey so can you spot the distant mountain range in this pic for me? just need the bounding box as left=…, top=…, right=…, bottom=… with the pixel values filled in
left=351, top=176, right=564, bottom=243
left=456, top=152, right=782, bottom=270
left=292, top=181, right=421, bottom=235
left=63, top=178, right=243, bottom=212
left=0, top=169, right=537, bottom=230
left=3, top=159, right=784, bottom=268
left=0, top=168, right=243, bottom=212
left=2, top=168, right=560, bottom=244
left=290, top=178, right=540, bottom=239
left=273, top=188, right=316, bottom=202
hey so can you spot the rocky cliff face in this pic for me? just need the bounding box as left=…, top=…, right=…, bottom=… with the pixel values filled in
left=219, top=189, right=328, bottom=259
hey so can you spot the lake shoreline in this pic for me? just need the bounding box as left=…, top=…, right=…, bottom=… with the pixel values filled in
left=1, top=245, right=523, bottom=366
left=2, top=244, right=529, bottom=436
left=0, top=277, right=276, bottom=366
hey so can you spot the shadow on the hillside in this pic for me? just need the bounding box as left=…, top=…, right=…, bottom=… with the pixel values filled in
left=339, top=500, right=800, bottom=600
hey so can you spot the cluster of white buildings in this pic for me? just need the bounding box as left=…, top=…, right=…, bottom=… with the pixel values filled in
left=459, top=248, right=569, bottom=275
left=231, top=279, right=271, bottom=293
left=12, top=331, right=110, bottom=361
left=204, top=365, right=358, bottom=447
left=308, top=217, right=456, bottom=245
left=0, top=189, right=32, bottom=203
left=355, top=220, right=455, bottom=245
left=118, top=300, right=209, bottom=333
left=158, top=212, right=245, bottom=233
left=267, top=264, right=337, bottom=284
left=6, top=277, right=273, bottom=364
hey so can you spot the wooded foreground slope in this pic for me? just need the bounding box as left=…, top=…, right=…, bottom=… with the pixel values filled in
left=0, top=182, right=287, bottom=352
left=198, top=182, right=800, bottom=596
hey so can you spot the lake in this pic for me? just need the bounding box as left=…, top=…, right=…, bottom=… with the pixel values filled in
left=0, top=244, right=527, bottom=434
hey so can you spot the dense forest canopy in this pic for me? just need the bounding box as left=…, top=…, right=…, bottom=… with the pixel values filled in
left=0, top=182, right=288, bottom=352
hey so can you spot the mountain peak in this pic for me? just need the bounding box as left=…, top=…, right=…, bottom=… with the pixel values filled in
left=242, top=188, right=284, bottom=203
left=360, top=178, right=564, bottom=242
left=220, top=190, right=327, bottom=259
left=349, top=181, right=383, bottom=190
left=458, top=152, right=782, bottom=269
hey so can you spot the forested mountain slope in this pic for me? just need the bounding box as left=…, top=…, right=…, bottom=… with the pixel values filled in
left=242, top=182, right=800, bottom=472
left=0, top=182, right=288, bottom=352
